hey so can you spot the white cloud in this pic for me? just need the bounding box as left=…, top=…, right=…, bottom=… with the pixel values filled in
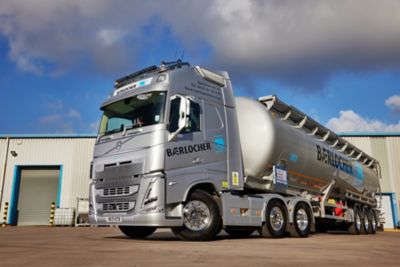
left=39, top=114, right=74, bottom=133
left=38, top=107, right=82, bottom=133
left=1, top=0, right=400, bottom=87
left=96, top=28, right=126, bottom=47
left=326, top=110, right=400, bottom=133
left=67, top=109, right=81, bottom=119
left=385, top=95, right=400, bottom=112
left=39, top=114, right=62, bottom=124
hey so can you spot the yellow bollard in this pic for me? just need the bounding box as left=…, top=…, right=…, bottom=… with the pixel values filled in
left=2, top=202, right=9, bottom=227
left=49, top=202, right=55, bottom=227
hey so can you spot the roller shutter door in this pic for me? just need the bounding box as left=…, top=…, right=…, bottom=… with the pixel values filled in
left=17, top=168, right=59, bottom=226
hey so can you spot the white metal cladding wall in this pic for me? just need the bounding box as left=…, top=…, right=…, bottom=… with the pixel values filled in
left=343, top=136, right=400, bottom=220
left=0, top=138, right=8, bottom=209
left=370, top=138, right=392, bottom=192
left=385, top=137, right=400, bottom=203
left=0, top=137, right=96, bottom=211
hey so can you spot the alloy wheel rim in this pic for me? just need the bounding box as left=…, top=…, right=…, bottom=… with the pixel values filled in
left=364, top=215, right=369, bottom=231
left=182, top=200, right=211, bottom=231
left=270, top=206, right=284, bottom=232
left=356, top=213, right=362, bottom=231
left=296, top=208, right=309, bottom=232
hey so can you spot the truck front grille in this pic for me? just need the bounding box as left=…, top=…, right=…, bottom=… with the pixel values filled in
left=95, top=162, right=143, bottom=182
left=104, top=186, right=129, bottom=196
left=102, top=202, right=135, bottom=212
left=100, top=184, right=139, bottom=197
left=93, top=168, right=140, bottom=214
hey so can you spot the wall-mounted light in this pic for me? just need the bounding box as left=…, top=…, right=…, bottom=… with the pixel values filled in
left=10, top=151, right=18, bottom=157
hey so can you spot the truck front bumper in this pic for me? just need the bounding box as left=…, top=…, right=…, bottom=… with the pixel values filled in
left=89, top=212, right=182, bottom=227
left=89, top=173, right=183, bottom=227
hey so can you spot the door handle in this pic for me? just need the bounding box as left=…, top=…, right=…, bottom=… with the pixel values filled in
left=192, top=157, right=203, bottom=164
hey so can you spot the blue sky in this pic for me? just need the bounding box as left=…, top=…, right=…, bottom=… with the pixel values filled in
left=0, top=0, right=399, bottom=134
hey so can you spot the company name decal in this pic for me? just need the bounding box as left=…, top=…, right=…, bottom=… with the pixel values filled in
left=316, top=145, right=353, bottom=175
left=166, top=142, right=212, bottom=157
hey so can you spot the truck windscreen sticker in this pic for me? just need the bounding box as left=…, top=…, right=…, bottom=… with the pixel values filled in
left=316, top=145, right=353, bottom=175
left=113, top=77, right=153, bottom=96
left=166, top=142, right=212, bottom=157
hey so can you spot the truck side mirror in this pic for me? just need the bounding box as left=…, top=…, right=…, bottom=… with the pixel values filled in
left=168, top=94, right=190, bottom=141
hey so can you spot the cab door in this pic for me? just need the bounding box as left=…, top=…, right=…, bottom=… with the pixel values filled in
left=164, top=96, right=208, bottom=204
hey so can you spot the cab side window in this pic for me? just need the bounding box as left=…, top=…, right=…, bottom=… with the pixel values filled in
left=183, top=101, right=200, bottom=133
left=169, top=98, right=181, bottom=132
left=168, top=99, right=201, bottom=133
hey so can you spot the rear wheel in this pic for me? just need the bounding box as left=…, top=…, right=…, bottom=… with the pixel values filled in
left=119, top=226, right=157, bottom=238
left=171, top=190, right=221, bottom=241
left=368, top=209, right=378, bottom=234
left=361, top=208, right=369, bottom=234
left=291, top=202, right=312, bottom=237
left=348, top=207, right=362, bottom=235
left=225, top=229, right=255, bottom=238
left=261, top=199, right=287, bottom=238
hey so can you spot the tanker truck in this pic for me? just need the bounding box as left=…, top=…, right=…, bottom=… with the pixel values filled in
left=89, top=60, right=381, bottom=240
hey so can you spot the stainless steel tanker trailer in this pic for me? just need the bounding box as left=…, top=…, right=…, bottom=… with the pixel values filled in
left=89, top=60, right=381, bottom=241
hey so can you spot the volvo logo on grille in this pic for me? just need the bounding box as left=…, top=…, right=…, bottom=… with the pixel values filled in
left=116, top=141, right=122, bottom=150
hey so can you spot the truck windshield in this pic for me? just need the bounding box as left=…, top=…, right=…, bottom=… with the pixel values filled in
left=99, top=91, right=166, bottom=136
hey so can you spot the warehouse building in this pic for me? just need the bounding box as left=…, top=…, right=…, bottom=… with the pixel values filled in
left=0, top=133, right=399, bottom=227
left=0, top=135, right=95, bottom=226
left=341, top=133, right=400, bottom=229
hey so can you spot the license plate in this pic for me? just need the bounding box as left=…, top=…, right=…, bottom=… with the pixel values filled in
left=106, top=216, right=122, bottom=223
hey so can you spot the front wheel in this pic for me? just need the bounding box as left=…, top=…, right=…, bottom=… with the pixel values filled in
left=171, top=190, right=221, bottom=241
left=119, top=226, right=157, bottom=239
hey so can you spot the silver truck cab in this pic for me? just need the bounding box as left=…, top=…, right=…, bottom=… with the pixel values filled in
left=89, top=61, right=244, bottom=239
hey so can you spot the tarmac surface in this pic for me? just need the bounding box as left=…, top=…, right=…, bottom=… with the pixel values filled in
left=0, top=227, right=399, bottom=266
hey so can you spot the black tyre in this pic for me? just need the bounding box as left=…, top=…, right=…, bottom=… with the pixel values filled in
left=368, top=209, right=378, bottom=234
left=261, top=199, right=287, bottom=238
left=291, top=202, right=312, bottom=237
left=348, top=207, right=362, bottom=235
left=171, top=190, right=222, bottom=241
left=361, top=208, right=369, bottom=235
left=225, top=229, right=255, bottom=238
left=119, top=226, right=157, bottom=238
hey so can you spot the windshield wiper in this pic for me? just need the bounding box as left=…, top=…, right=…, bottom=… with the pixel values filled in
left=104, top=128, right=123, bottom=135
left=98, top=126, right=125, bottom=141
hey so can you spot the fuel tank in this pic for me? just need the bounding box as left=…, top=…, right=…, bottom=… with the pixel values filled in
left=235, top=97, right=380, bottom=199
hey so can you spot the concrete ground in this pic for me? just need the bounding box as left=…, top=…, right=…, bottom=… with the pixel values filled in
left=0, top=227, right=399, bottom=267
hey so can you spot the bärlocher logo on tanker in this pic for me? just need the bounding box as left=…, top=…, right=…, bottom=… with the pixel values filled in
left=166, top=142, right=212, bottom=157
left=316, top=145, right=353, bottom=175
